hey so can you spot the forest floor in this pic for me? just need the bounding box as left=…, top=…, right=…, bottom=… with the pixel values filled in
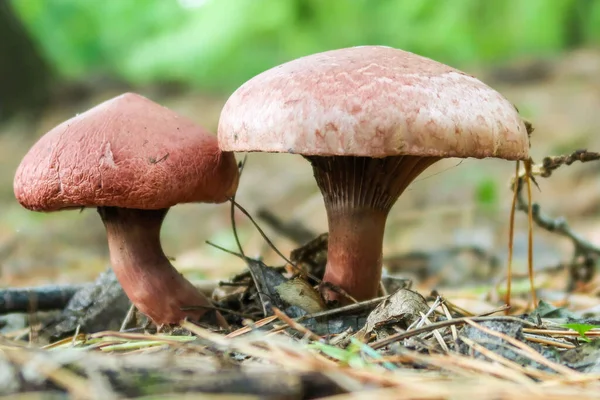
left=0, top=49, right=600, bottom=399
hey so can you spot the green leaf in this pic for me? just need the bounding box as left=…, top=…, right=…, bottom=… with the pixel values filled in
left=561, top=323, right=600, bottom=343
left=11, top=0, right=600, bottom=89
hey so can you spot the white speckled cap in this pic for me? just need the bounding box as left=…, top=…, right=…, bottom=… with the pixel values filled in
left=218, top=46, right=529, bottom=159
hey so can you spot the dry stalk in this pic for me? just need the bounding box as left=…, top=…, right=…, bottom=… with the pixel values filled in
left=419, top=312, right=449, bottom=353
left=511, top=150, right=600, bottom=292
left=271, top=307, right=322, bottom=341
left=522, top=328, right=600, bottom=337
left=522, top=333, right=576, bottom=349
left=524, top=158, right=537, bottom=307
left=507, top=160, right=521, bottom=311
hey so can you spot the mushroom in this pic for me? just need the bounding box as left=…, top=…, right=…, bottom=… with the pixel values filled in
left=14, top=93, right=239, bottom=327
left=218, top=46, right=529, bottom=304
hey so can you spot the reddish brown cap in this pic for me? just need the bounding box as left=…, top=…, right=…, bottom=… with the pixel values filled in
left=14, top=93, right=239, bottom=211
left=218, top=46, right=529, bottom=159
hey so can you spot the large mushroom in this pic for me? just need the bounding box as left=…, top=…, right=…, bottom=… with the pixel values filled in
left=14, top=92, right=239, bottom=327
left=218, top=46, right=529, bottom=304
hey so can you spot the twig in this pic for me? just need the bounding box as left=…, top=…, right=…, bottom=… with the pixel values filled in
left=513, top=151, right=600, bottom=255
left=421, top=312, right=449, bottom=353
left=230, top=199, right=297, bottom=267
left=522, top=328, right=600, bottom=337
left=478, top=304, right=512, bottom=316
left=522, top=333, right=575, bottom=349
left=524, top=158, right=537, bottom=307
left=0, top=284, right=90, bottom=314
left=272, top=306, right=322, bottom=341
left=511, top=150, right=600, bottom=288
left=441, top=298, right=477, bottom=317
left=205, top=240, right=245, bottom=259
left=408, top=296, right=442, bottom=331
left=440, top=302, right=458, bottom=342
left=228, top=296, right=388, bottom=338
left=518, top=191, right=600, bottom=256
left=226, top=315, right=279, bottom=338
left=297, top=296, right=387, bottom=322
left=230, top=199, right=322, bottom=282
left=230, top=199, right=312, bottom=276
left=507, top=160, right=520, bottom=311
left=205, top=240, right=282, bottom=317
left=71, top=324, right=81, bottom=347
left=205, top=240, right=268, bottom=316
left=540, top=149, right=600, bottom=177
left=119, top=303, right=136, bottom=332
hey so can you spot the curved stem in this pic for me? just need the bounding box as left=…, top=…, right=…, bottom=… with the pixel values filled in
left=309, top=155, right=439, bottom=304
left=98, top=206, right=227, bottom=327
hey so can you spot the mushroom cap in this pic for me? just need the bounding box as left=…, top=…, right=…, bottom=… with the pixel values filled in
left=14, top=93, right=239, bottom=211
left=218, top=46, right=529, bottom=159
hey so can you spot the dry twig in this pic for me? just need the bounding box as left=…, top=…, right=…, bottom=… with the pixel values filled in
left=512, top=150, right=600, bottom=283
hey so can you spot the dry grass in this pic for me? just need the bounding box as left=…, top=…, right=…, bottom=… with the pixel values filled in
left=1, top=293, right=599, bottom=399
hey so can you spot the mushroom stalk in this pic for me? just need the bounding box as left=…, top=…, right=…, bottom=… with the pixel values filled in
left=323, top=208, right=387, bottom=301
left=308, top=155, right=439, bottom=303
left=98, top=206, right=227, bottom=327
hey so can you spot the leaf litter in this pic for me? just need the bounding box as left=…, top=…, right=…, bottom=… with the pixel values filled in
left=1, top=150, right=600, bottom=399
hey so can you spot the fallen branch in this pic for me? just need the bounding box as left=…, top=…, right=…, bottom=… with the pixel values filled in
left=539, top=150, right=600, bottom=177
left=0, top=279, right=220, bottom=315
left=0, top=284, right=89, bottom=314
left=512, top=150, right=600, bottom=288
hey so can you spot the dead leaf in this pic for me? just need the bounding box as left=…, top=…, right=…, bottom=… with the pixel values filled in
left=356, top=288, right=429, bottom=340
left=275, top=277, right=326, bottom=314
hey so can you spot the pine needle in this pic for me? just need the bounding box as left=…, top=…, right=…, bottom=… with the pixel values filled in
left=524, top=158, right=538, bottom=308
left=506, top=160, right=520, bottom=313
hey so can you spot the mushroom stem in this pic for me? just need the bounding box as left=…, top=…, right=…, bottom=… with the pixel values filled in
left=308, top=155, right=440, bottom=303
left=98, top=206, right=227, bottom=327
left=323, top=208, right=387, bottom=301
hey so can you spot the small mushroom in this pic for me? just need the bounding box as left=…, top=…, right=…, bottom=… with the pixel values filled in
left=218, top=46, right=529, bottom=304
left=14, top=93, right=239, bottom=327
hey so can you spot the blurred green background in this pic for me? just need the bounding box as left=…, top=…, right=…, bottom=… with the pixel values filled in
left=11, top=0, right=600, bottom=91
left=2, top=0, right=600, bottom=300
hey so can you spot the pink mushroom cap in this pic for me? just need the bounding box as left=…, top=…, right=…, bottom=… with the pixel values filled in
left=218, top=45, right=529, bottom=160
left=15, top=92, right=239, bottom=211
